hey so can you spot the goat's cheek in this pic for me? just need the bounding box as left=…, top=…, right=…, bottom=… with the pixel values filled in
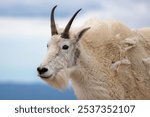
left=62, top=56, right=69, bottom=67
left=55, top=57, right=67, bottom=69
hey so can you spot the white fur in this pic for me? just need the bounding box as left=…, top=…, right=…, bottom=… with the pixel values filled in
left=39, top=18, right=150, bottom=99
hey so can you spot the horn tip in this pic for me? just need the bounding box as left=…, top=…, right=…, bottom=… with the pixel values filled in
left=54, top=5, right=57, bottom=8
left=78, top=8, right=82, bottom=12
left=52, top=5, right=57, bottom=10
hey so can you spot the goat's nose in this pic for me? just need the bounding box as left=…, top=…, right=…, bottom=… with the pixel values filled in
left=37, top=67, right=48, bottom=75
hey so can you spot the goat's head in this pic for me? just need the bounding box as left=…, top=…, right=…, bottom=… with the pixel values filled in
left=37, top=5, right=90, bottom=80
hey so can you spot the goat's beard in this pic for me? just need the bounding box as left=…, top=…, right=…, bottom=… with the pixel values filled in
left=42, top=69, right=69, bottom=89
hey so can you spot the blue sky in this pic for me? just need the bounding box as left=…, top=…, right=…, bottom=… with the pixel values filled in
left=0, top=0, right=150, bottom=83
left=0, top=0, right=150, bottom=27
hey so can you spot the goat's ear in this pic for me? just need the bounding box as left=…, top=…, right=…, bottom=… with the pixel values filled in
left=76, top=27, right=90, bottom=42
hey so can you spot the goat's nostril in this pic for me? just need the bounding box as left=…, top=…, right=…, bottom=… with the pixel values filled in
left=41, top=67, right=48, bottom=73
left=37, top=67, right=48, bottom=74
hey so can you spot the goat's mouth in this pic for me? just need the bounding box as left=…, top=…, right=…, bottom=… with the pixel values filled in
left=38, top=74, right=53, bottom=79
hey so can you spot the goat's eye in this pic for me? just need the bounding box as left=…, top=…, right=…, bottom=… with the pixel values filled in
left=62, top=45, right=69, bottom=50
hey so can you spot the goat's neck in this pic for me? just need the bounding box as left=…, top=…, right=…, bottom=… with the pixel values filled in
left=70, top=45, right=114, bottom=99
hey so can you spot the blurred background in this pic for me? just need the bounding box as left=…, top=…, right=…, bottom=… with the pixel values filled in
left=0, top=0, right=149, bottom=99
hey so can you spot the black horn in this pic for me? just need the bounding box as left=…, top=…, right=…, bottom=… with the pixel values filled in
left=51, top=5, right=58, bottom=35
left=61, top=9, right=82, bottom=38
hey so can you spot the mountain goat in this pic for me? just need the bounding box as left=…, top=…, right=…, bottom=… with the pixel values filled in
left=37, top=5, right=150, bottom=99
